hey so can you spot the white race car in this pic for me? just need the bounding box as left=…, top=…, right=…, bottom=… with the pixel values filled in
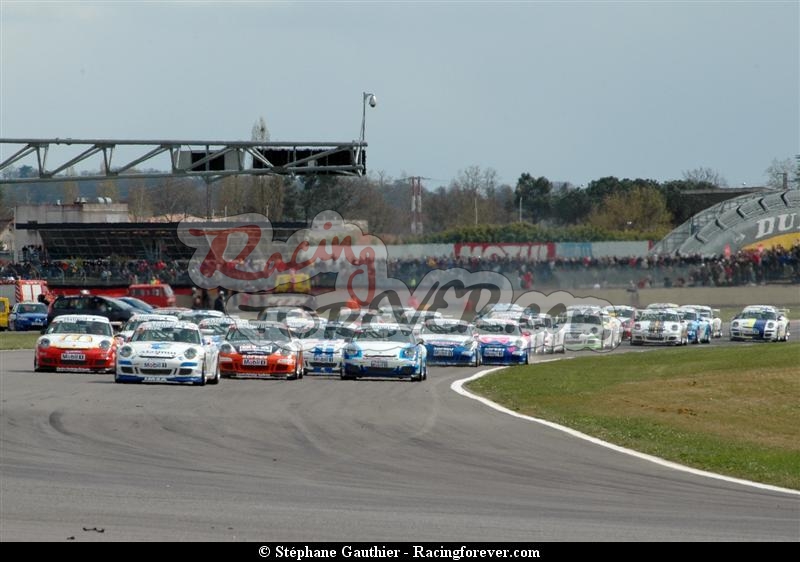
left=115, top=321, right=220, bottom=385
left=630, top=309, right=687, bottom=346
left=116, top=312, right=179, bottom=344
left=343, top=323, right=427, bottom=381
left=294, top=320, right=356, bottom=376
left=560, top=308, right=620, bottom=351
left=729, top=305, right=790, bottom=342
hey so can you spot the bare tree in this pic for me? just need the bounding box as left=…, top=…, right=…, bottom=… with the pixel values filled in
left=682, top=167, right=728, bottom=187
left=764, top=157, right=797, bottom=189
left=127, top=180, right=151, bottom=220
left=96, top=179, right=118, bottom=201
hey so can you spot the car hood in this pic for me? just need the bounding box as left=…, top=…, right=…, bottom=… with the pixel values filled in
left=423, top=335, right=473, bottom=347
left=350, top=341, right=414, bottom=355
left=41, top=334, right=111, bottom=349
left=300, top=339, right=348, bottom=352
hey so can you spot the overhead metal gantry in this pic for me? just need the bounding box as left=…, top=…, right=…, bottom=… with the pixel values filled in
left=0, top=138, right=367, bottom=183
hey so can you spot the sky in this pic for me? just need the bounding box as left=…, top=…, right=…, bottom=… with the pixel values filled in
left=1, top=0, right=798, bottom=190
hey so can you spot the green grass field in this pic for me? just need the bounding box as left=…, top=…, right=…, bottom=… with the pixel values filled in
left=0, top=332, right=40, bottom=350
left=467, top=343, right=800, bottom=490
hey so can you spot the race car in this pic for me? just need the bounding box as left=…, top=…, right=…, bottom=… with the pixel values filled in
left=630, top=308, right=688, bottom=346
left=687, top=305, right=723, bottom=338
left=729, top=305, right=790, bottom=342
left=419, top=317, right=480, bottom=366
left=35, top=315, right=117, bottom=373
left=560, top=308, right=620, bottom=351
left=293, top=320, right=355, bottom=376
left=603, top=305, right=637, bottom=340
left=474, top=318, right=532, bottom=365
left=115, top=321, right=220, bottom=385
left=526, top=313, right=565, bottom=354
left=677, top=306, right=712, bottom=344
left=198, top=316, right=243, bottom=348
left=218, top=320, right=304, bottom=379
left=342, top=323, right=427, bottom=381
left=116, top=312, right=179, bottom=344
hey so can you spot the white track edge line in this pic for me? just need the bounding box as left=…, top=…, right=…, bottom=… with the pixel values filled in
left=451, top=364, right=800, bottom=497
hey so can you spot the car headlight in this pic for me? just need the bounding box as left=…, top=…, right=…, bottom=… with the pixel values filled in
left=184, top=347, right=198, bottom=360
left=119, top=345, right=133, bottom=358
left=38, top=338, right=50, bottom=349
left=633, top=323, right=641, bottom=330
left=219, top=343, right=233, bottom=354
left=344, top=346, right=362, bottom=359
left=277, top=347, right=292, bottom=357
left=766, top=322, right=774, bottom=328
left=732, top=321, right=738, bottom=328
left=99, top=340, right=112, bottom=351
left=400, top=346, right=418, bottom=359
left=671, top=324, right=678, bottom=331
left=515, top=338, right=525, bottom=348
left=590, top=327, right=598, bottom=334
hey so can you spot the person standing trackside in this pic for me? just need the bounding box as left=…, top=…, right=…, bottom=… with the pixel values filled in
left=214, top=290, right=226, bottom=313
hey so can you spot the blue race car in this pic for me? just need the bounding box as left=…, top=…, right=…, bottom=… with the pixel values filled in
left=419, top=318, right=480, bottom=367
left=678, top=307, right=712, bottom=344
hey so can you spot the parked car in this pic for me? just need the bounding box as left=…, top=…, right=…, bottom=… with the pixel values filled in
left=8, top=301, right=48, bottom=331
left=48, top=294, right=136, bottom=329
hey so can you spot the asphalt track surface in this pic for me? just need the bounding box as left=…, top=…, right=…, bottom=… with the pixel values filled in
left=1, top=337, right=798, bottom=541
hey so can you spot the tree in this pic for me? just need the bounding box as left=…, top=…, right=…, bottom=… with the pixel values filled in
left=682, top=167, right=728, bottom=187
left=764, top=157, right=798, bottom=189
left=150, top=178, right=201, bottom=221
left=127, top=181, right=151, bottom=220
left=96, top=179, right=119, bottom=201
left=515, top=173, right=552, bottom=223
left=588, top=186, right=672, bottom=232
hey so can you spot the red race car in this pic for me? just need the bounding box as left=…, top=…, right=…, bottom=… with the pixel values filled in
left=34, top=314, right=117, bottom=373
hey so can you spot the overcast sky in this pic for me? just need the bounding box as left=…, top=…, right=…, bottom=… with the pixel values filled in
left=1, top=1, right=797, bottom=189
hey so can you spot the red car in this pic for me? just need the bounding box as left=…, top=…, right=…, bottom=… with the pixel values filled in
left=218, top=321, right=303, bottom=380
left=34, top=314, right=117, bottom=373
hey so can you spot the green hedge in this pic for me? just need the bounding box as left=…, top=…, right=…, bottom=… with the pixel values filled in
left=405, top=223, right=669, bottom=244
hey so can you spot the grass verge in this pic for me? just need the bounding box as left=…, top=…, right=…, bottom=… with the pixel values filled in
left=0, top=332, right=40, bottom=350
left=467, top=343, right=800, bottom=490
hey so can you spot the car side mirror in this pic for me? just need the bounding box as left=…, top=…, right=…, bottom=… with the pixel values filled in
left=522, top=331, right=531, bottom=337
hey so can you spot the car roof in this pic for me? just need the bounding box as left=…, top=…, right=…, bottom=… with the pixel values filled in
left=51, top=314, right=111, bottom=323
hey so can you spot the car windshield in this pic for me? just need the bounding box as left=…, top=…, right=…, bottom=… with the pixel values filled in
left=200, top=322, right=235, bottom=336
left=640, top=311, right=681, bottom=322
left=608, top=308, right=634, bottom=319
left=47, top=320, right=112, bottom=336
left=741, top=310, right=777, bottom=320
left=18, top=303, right=47, bottom=314
left=229, top=324, right=291, bottom=343
left=680, top=311, right=699, bottom=321
left=122, top=316, right=177, bottom=332
left=293, top=324, right=354, bottom=340
left=354, top=327, right=415, bottom=343
left=421, top=322, right=472, bottom=336
left=132, top=326, right=201, bottom=344
left=566, top=314, right=602, bottom=325
left=475, top=322, right=521, bottom=336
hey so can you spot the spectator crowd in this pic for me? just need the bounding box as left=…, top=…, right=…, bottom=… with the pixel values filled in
left=2, top=241, right=798, bottom=290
